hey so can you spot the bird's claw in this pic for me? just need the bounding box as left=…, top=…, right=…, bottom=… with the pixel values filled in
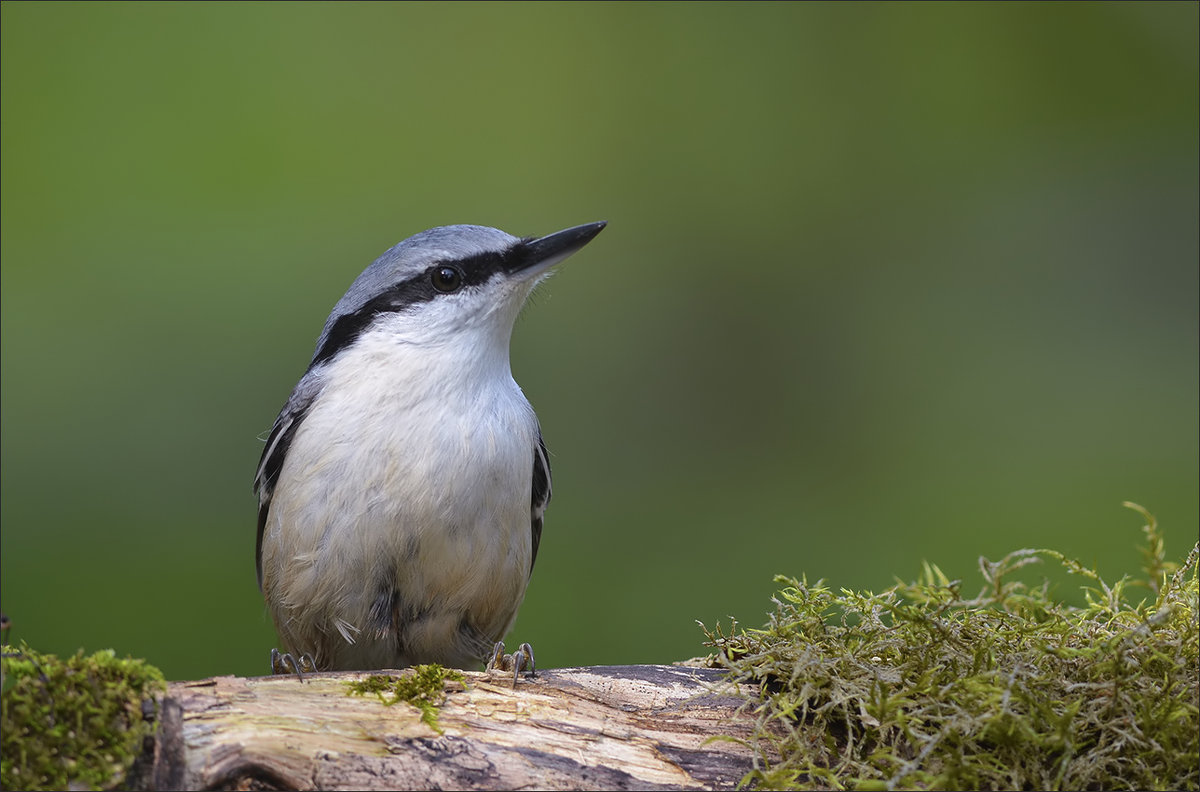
left=487, top=640, right=536, bottom=685
left=270, top=648, right=316, bottom=682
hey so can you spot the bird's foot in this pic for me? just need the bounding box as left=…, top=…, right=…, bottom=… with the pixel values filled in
left=487, top=640, right=536, bottom=685
left=270, top=648, right=317, bottom=682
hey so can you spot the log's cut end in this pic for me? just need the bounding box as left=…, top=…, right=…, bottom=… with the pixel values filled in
left=145, top=664, right=762, bottom=791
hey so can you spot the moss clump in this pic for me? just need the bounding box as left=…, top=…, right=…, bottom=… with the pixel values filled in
left=346, top=664, right=465, bottom=734
left=702, top=503, right=1199, bottom=790
left=1, top=645, right=166, bottom=791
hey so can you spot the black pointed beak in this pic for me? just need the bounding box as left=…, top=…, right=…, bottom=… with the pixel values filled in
left=513, top=221, right=607, bottom=278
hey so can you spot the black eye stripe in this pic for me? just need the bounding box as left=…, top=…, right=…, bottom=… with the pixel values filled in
left=438, top=243, right=531, bottom=285
left=308, top=242, right=537, bottom=369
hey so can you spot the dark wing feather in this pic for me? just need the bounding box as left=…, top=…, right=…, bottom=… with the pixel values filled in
left=530, top=433, right=552, bottom=573
left=254, top=370, right=325, bottom=590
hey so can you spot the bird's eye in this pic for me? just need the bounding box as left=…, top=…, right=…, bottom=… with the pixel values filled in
left=430, top=266, right=463, bottom=293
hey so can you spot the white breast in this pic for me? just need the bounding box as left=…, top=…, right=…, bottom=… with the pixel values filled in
left=260, top=324, right=540, bottom=669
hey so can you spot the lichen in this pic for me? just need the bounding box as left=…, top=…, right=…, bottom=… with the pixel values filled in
left=0, top=645, right=166, bottom=791
left=345, top=664, right=465, bottom=734
left=702, top=503, right=1200, bottom=790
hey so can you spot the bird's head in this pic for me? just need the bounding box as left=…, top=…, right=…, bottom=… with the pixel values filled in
left=311, top=222, right=606, bottom=368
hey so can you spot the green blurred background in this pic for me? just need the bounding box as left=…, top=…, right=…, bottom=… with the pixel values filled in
left=2, top=2, right=1196, bottom=681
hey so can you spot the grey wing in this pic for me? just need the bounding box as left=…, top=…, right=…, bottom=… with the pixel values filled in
left=530, top=433, right=552, bottom=573
left=254, top=370, right=325, bottom=590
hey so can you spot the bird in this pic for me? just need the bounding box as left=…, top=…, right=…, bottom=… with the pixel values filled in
left=254, top=221, right=606, bottom=675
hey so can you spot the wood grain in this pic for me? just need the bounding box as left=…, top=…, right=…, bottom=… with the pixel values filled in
left=144, top=664, right=762, bottom=791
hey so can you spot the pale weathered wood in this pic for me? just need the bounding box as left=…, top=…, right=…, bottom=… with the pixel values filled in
left=142, top=664, right=762, bottom=791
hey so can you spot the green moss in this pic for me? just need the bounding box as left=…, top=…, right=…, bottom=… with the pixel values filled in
left=1, top=645, right=166, bottom=791
left=346, top=664, right=465, bottom=734
left=702, top=503, right=1199, bottom=790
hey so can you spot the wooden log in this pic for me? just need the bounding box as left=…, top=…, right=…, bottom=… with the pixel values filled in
left=142, top=664, right=762, bottom=791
